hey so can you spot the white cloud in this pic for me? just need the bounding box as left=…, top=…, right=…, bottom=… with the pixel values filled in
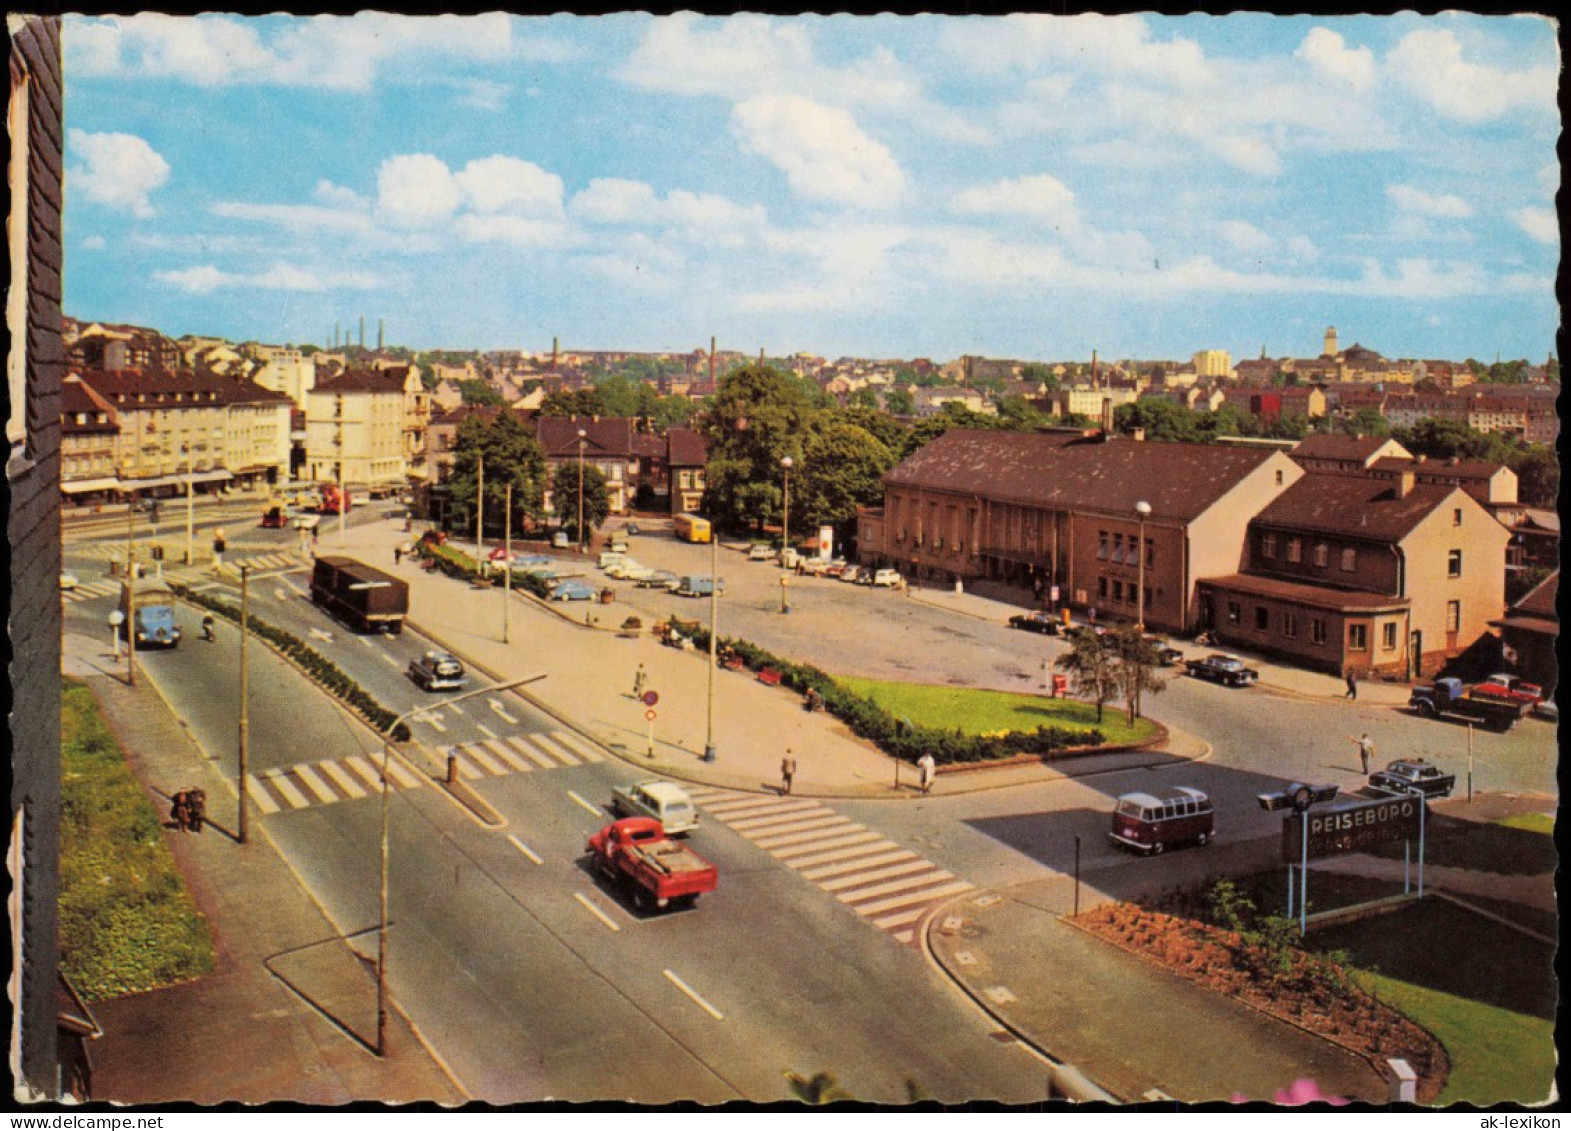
left=1218, top=220, right=1273, bottom=256
left=456, top=80, right=511, bottom=112
left=730, top=95, right=904, bottom=210
left=951, top=175, right=1080, bottom=230
left=1511, top=207, right=1557, bottom=245
left=376, top=154, right=463, bottom=228
left=81, top=235, right=108, bottom=251
left=211, top=200, right=377, bottom=236
left=313, top=180, right=366, bottom=209
left=1285, top=235, right=1320, bottom=263
left=1386, top=184, right=1471, bottom=219
left=570, top=178, right=661, bottom=225
left=154, top=262, right=380, bottom=293
left=941, top=14, right=1211, bottom=86
left=68, top=129, right=170, bottom=217
left=454, top=156, right=563, bottom=216
left=454, top=214, right=573, bottom=250
left=1294, top=27, right=1374, bottom=92
left=1385, top=27, right=1557, bottom=123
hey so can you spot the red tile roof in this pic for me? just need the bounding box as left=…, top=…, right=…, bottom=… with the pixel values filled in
left=1291, top=433, right=1395, bottom=462
left=666, top=427, right=708, bottom=466
left=1198, top=573, right=1410, bottom=612
left=1368, top=456, right=1508, bottom=482
left=536, top=416, right=634, bottom=459
left=1513, top=569, right=1558, bottom=620
left=314, top=366, right=410, bottom=394
left=1252, top=473, right=1459, bottom=542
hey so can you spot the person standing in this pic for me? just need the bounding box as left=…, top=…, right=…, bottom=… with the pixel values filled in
left=918, top=752, right=937, bottom=794
left=632, top=663, right=647, bottom=698
left=781, top=752, right=797, bottom=796
left=187, top=788, right=206, bottom=834
left=1344, top=668, right=1359, bottom=700
left=170, top=789, right=190, bottom=834
left=1348, top=733, right=1374, bottom=774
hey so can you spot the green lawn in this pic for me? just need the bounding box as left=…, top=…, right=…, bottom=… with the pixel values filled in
left=1497, top=812, right=1554, bottom=836
left=834, top=677, right=1159, bottom=747
left=60, top=679, right=215, bottom=1001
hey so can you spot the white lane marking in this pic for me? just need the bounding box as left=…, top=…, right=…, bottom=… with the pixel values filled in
left=488, top=699, right=519, bottom=724
left=836, top=870, right=957, bottom=905
left=447, top=703, right=467, bottom=717
left=318, top=760, right=367, bottom=800
left=484, top=739, right=533, bottom=773
left=309, top=628, right=335, bottom=643
left=247, top=777, right=282, bottom=814
left=383, top=760, right=423, bottom=789
left=872, top=907, right=928, bottom=930
left=727, top=805, right=833, bottom=831
left=345, top=755, right=383, bottom=791
left=549, top=731, right=605, bottom=763
left=359, top=636, right=378, bottom=648
left=663, top=970, right=724, bottom=1021
left=380, top=653, right=401, bottom=668
left=529, top=733, right=580, bottom=766
left=477, top=723, right=498, bottom=740
left=463, top=744, right=507, bottom=775
left=268, top=774, right=311, bottom=809
left=417, top=712, right=448, bottom=733
left=508, top=735, right=558, bottom=770
left=800, top=849, right=916, bottom=881
left=567, top=790, right=602, bottom=816
left=721, top=800, right=823, bottom=826
left=447, top=750, right=484, bottom=781
left=575, top=892, right=621, bottom=933
left=774, top=834, right=890, bottom=866
left=749, top=818, right=861, bottom=848
left=292, top=764, right=339, bottom=803
left=851, top=880, right=975, bottom=917
left=817, top=859, right=935, bottom=893
left=508, top=835, right=542, bottom=865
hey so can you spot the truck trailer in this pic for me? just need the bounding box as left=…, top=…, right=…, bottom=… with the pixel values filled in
left=310, top=556, right=409, bottom=635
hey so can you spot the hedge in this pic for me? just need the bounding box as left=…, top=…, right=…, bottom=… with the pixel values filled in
left=418, top=541, right=553, bottom=599
left=695, top=627, right=1105, bottom=766
left=169, top=583, right=412, bottom=742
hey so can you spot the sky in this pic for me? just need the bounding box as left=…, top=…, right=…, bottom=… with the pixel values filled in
left=61, top=12, right=1561, bottom=364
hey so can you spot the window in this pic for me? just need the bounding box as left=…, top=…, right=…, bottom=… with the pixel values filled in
left=1313, top=543, right=1329, bottom=568
left=1275, top=469, right=1284, bottom=485
left=1097, top=576, right=1108, bottom=599
left=1447, top=550, right=1462, bottom=578
left=1453, top=508, right=1463, bottom=526
left=1382, top=622, right=1397, bottom=650
left=1254, top=606, right=1269, bottom=631
left=1261, top=533, right=1276, bottom=558
left=1446, top=600, right=1460, bottom=633
left=1112, top=580, right=1124, bottom=603
left=1112, top=533, right=1125, bottom=564
left=1144, top=539, right=1154, bottom=569
left=1226, top=601, right=1241, bottom=625
left=1311, top=617, right=1327, bottom=645
left=1348, top=624, right=1368, bottom=650
left=1284, top=613, right=1299, bottom=638
left=1287, top=538, right=1302, bottom=563
left=1341, top=548, right=1356, bottom=572
left=1097, top=531, right=1109, bottom=560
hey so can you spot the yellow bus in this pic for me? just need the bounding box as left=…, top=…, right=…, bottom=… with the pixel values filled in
left=673, top=513, right=712, bottom=543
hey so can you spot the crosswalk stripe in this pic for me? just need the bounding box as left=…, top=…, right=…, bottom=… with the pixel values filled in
left=818, top=859, right=935, bottom=893
left=247, top=777, right=282, bottom=814
left=726, top=803, right=831, bottom=830
left=701, top=796, right=802, bottom=818
left=549, top=730, right=604, bottom=763
left=383, top=759, right=423, bottom=789
left=292, top=764, right=339, bottom=803
left=892, top=929, right=915, bottom=944
left=850, top=880, right=974, bottom=917
left=508, top=735, right=558, bottom=770
left=800, top=849, right=917, bottom=881
left=450, top=751, right=485, bottom=780
left=837, top=870, right=956, bottom=905
left=484, top=738, right=534, bottom=773
left=266, top=774, right=312, bottom=809
left=873, top=907, right=928, bottom=930
left=749, top=817, right=859, bottom=847
left=462, top=744, right=507, bottom=775
left=530, top=733, right=580, bottom=766
left=345, top=755, right=384, bottom=790
left=772, top=832, right=884, bottom=863
left=317, top=760, right=367, bottom=799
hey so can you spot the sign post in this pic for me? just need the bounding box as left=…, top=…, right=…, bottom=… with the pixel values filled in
left=1281, top=795, right=1425, bottom=933
left=642, top=690, right=659, bottom=759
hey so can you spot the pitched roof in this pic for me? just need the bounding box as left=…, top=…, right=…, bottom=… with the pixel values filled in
left=1368, top=456, right=1509, bottom=482
left=884, top=430, right=1286, bottom=522
left=1200, top=573, right=1410, bottom=613
left=73, top=367, right=288, bottom=409
left=314, top=366, right=410, bottom=395
left=61, top=377, right=119, bottom=433
left=666, top=427, right=708, bottom=466
left=536, top=416, right=634, bottom=459
left=1252, top=473, right=1460, bottom=542
left=1513, top=570, right=1558, bottom=620
left=1291, top=433, right=1397, bottom=463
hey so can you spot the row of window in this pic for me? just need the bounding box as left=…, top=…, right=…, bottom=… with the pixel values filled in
left=1097, top=576, right=1152, bottom=608
left=1224, top=602, right=1460, bottom=649
left=1097, top=530, right=1153, bottom=568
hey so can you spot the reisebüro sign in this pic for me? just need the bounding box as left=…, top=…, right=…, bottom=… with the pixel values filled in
left=1282, top=796, right=1423, bottom=862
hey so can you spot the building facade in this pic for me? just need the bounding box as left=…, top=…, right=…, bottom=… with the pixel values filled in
left=305, top=367, right=412, bottom=487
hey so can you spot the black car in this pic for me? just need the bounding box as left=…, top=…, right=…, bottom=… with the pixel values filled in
left=407, top=650, right=468, bottom=692
left=1184, top=653, right=1260, bottom=687
left=1367, top=759, right=1455, bottom=799
left=1007, top=611, right=1060, bottom=635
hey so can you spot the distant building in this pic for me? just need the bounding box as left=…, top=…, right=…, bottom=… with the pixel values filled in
left=1290, top=433, right=1411, bottom=474
left=248, top=343, right=317, bottom=410
left=1192, top=349, right=1232, bottom=379
left=305, top=367, right=417, bottom=488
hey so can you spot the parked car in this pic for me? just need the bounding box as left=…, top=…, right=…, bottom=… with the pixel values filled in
left=838, top=565, right=864, bottom=584
left=59, top=571, right=80, bottom=592
left=1143, top=634, right=1185, bottom=666
left=552, top=531, right=571, bottom=548
left=1008, top=611, right=1060, bottom=635
left=1367, top=759, right=1455, bottom=799
left=870, top=569, right=903, bottom=588
left=407, top=650, right=468, bottom=692
left=638, top=570, right=681, bottom=591
left=820, top=559, right=849, bottom=578
left=607, top=559, right=654, bottom=582
left=551, top=580, right=598, bottom=602
left=747, top=544, right=773, bottom=562
left=1474, top=673, right=1544, bottom=706
left=610, top=781, right=700, bottom=835
left=1184, top=653, right=1259, bottom=687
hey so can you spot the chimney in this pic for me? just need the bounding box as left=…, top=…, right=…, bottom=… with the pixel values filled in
left=710, top=336, right=716, bottom=386
left=1100, top=397, right=1114, bottom=433
left=1398, top=471, right=1416, bottom=497
left=378, top=319, right=384, bottom=351
left=1091, top=349, right=1099, bottom=387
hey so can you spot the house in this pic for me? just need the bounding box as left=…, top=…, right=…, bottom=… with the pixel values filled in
left=1196, top=472, right=1510, bottom=678
left=1490, top=571, right=1558, bottom=697
left=536, top=416, right=636, bottom=514
left=666, top=427, right=709, bottom=516
left=68, top=320, right=179, bottom=373
left=305, top=366, right=416, bottom=489
left=871, top=430, right=1303, bottom=633
left=1290, top=433, right=1411, bottom=474
left=59, top=375, right=121, bottom=502
left=1366, top=455, right=1517, bottom=506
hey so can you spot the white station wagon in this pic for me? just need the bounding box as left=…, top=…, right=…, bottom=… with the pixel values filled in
left=610, top=780, right=700, bottom=835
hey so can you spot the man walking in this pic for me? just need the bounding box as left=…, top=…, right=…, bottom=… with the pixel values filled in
left=1349, top=733, right=1374, bottom=774
left=781, top=752, right=797, bottom=796
left=632, top=663, right=647, bottom=699
left=918, top=752, right=937, bottom=794
left=1344, top=668, right=1358, bottom=700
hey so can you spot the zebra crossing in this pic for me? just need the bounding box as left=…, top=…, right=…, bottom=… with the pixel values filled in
left=244, top=728, right=604, bottom=814
left=683, top=786, right=973, bottom=946
left=62, top=552, right=303, bottom=600
left=61, top=578, right=126, bottom=603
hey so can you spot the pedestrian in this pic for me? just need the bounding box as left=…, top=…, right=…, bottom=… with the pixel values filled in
left=781, top=752, right=797, bottom=796
left=187, top=788, right=206, bottom=834
left=170, top=789, right=190, bottom=833
left=394, top=545, right=403, bottom=566
left=1348, top=733, right=1374, bottom=774
left=1344, top=668, right=1358, bottom=700
left=918, top=752, right=936, bottom=794
left=632, top=663, right=647, bottom=698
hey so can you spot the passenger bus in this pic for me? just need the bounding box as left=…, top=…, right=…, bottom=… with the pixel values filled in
left=673, top=513, right=712, bottom=543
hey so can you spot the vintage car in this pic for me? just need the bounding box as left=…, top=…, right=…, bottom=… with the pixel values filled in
left=1367, top=759, right=1455, bottom=799
left=637, top=570, right=681, bottom=591
left=1184, top=653, right=1259, bottom=687
left=551, top=580, right=598, bottom=602
left=407, top=650, right=468, bottom=692
left=610, top=780, right=700, bottom=835
left=1008, top=611, right=1061, bottom=636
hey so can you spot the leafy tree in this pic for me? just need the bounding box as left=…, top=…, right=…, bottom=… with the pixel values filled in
left=457, top=378, right=503, bottom=406
left=1261, top=412, right=1310, bottom=441
left=1054, top=629, right=1118, bottom=723
left=1108, top=624, right=1166, bottom=724
left=698, top=364, right=823, bottom=533
left=904, top=415, right=954, bottom=457
left=1510, top=445, right=1559, bottom=508
left=996, top=394, right=1050, bottom=430
left=1337, top=407, right=1390, bottom=437
left=884, top=387, right=915, bottom=415
left=1019, top=362, right=1060, bottom=391
left=550, top=460, right=610, bottom=544
left=833, top=406, right=910, bottom=456
left=1114, top=399, right=1199, bottom=443
left=593, top=373, right=643, bottom=418
left=541, top=387, right=605, bottom=417
left=794, top=423, right=897, bottom=542
left=846, top=386, right=880, bottom=410
left=447, top=411, right=548, bottom=538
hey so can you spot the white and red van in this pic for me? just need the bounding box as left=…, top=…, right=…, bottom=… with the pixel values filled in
left=1109, top=786, right=1215, bottom=856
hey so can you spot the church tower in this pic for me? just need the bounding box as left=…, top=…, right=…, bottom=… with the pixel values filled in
left=1323, top=326, right=1339, bottom=358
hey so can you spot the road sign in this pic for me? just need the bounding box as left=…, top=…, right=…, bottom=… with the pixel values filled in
left=642, top=690, right=659, bottom=706
left=1282, top=796, right=1422, bottom=862
left=645, top=708, right=657, bottom=721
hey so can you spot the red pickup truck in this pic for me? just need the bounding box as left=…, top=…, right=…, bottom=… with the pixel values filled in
left=587, top=817, right=718, bottom=912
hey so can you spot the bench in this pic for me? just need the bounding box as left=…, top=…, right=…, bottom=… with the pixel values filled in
left=721, top=655, right=746, bottom=672
left=757, top=668, right=783, bottom=686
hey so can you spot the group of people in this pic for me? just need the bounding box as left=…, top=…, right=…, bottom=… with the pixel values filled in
left=169, top=787, right=207, bottom=834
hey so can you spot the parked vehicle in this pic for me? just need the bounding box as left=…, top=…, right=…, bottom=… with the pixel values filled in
left=59, top=571, right=79, bottom=591
left=1408, top=678, right=1528, bottom=732
left=606, top=559, right=654, bottom=581
left=586, top=817, right=718, bottom=911
left=1008, top=611, right=1060, bottom=635
left=870, top=569, right=902, bottom=588
left=608, top=537, right=629, bottom=555
left=1143, top=635, right=1186, bottom=666
left=677, top=575, right=725, bottom=598
left=310, top=556, right=409, bottom=634
left=1109, top=786, right=1214, bottom=856
left=747, top=543, right=773, bottom=562
left=407, top=650, right=467, bottom=692
left=820, top=559, right=849, bottom=578
left=319, top=483, right=353, bottom=515
left=838, top=565, right=864, bottom=584
left=1473, top=673, right=1544, bottom=707
left=1184, top=653, right=1259, bottom=687
left=672, top=513, right=712, bottom=544
left=637, top=570, right=681, bottom=591
left=610, top=781, right=700, bottom=835
left=1367, top=759, right=1455, bottom=799
left=551, top=580, right=598, bottom=602
left=597, top=550, right=627, bottom=570
left=552, top=531, right=571, bottom=548
left=780, top=547, right=801, bottom=569
left=260, top=498, right=289, bottom=528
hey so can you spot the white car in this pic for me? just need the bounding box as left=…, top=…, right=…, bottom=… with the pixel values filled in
left=60, top=571, right=80, bottom=591
left=747, top=544, right=773, bottom=562
left=871, top=569, right=902, bottom=587
left=607, top=559, right=654, bottom=582
left=610, top=780, right=700, bottom=835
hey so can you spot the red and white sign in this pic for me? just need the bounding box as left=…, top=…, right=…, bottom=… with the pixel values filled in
left=644, top=708, right=658, bottom=722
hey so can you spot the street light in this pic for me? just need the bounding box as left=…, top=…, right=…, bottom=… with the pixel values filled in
left=377, top=673, right=545, bottom=1057
left=576, top=428, right=588, bottom=554
left=1134, top=499, right=1152, bottom=631
left=780, top=455, right=794, bottom=568
left=183, top=442, right=195, bottom=567
left=703, top=518, right=719, bottom=762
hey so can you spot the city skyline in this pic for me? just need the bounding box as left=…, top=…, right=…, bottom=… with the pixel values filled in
left=64, top=13, right=1559, bottom=362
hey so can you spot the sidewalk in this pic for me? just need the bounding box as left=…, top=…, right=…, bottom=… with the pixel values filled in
left=62, top=639, right=465, bottom=1106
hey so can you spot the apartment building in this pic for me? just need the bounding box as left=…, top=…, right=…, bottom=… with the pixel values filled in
left=1192, top=349, right=1232, bottom=379
left=248, top=342, right=317, bottom=409
left=68, top=320, right=179, bottom=372
left=59, top=374, right=120, bottom=501
left=305, top=367, right=413, bottom=488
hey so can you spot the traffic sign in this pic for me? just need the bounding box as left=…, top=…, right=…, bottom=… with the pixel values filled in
left=642, top=690, right=659, bottom=706
left=645, top=708, right=658, bottom=721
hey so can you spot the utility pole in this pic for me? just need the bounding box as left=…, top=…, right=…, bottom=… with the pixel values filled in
left=124, top=496, right=137, bottom=688
left=503, top=483, right=512, bottom=644
left=239, top=564, right=251, bottom=844
left=184, top=443, right=195, bottom=566
left=476, top=452, right=485, bottom=565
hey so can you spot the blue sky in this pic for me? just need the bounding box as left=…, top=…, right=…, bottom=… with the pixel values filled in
left=62, top=13, right=1559, bottom=364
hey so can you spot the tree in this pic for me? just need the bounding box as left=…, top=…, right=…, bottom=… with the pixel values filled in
left=794, top=423, right=897, bottom=542
left=1114, top=399, right=1199, bottom=443
left=1054, top=629, right=1119, bottom=723
left=833, top=406, right=909, bottom=456
left=541, top=387, right=605, bottom=417
left=457, top=378, right=503, bottom=406
left=446, top=411, right=548, bottom=538
left=1510, top=445, right=1559, bottom=508
left=884, top=387, right=915, bottom=416
left=1108, top=624, right=1166, bottom=724
left=1019, top=362, right=1060, bottom=391
left=550, top=460, right=610, bottom=544
left=996, top=395, right=1049, bottom=431
left=846, top=386, right=880, bottom=410
left=698, top=364, right=823, bottom=533
left=1337, top=407, right=1390, bottom=437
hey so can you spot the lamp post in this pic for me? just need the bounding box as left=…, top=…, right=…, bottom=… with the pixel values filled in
left=377, top=674, right=544, bottom=1056
left=124, top=493, right=137, bottom=688
left=238, top=564, right=250, bottom=845
left=183, top=442, right=195, bottom=567
left=1134, top=499, right=1152, bottom=631
left=703, top=517, right=718, bottom=762
left=780, top=455, right=793, bottom=567
left=576, top=428, right=588, bottom=554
